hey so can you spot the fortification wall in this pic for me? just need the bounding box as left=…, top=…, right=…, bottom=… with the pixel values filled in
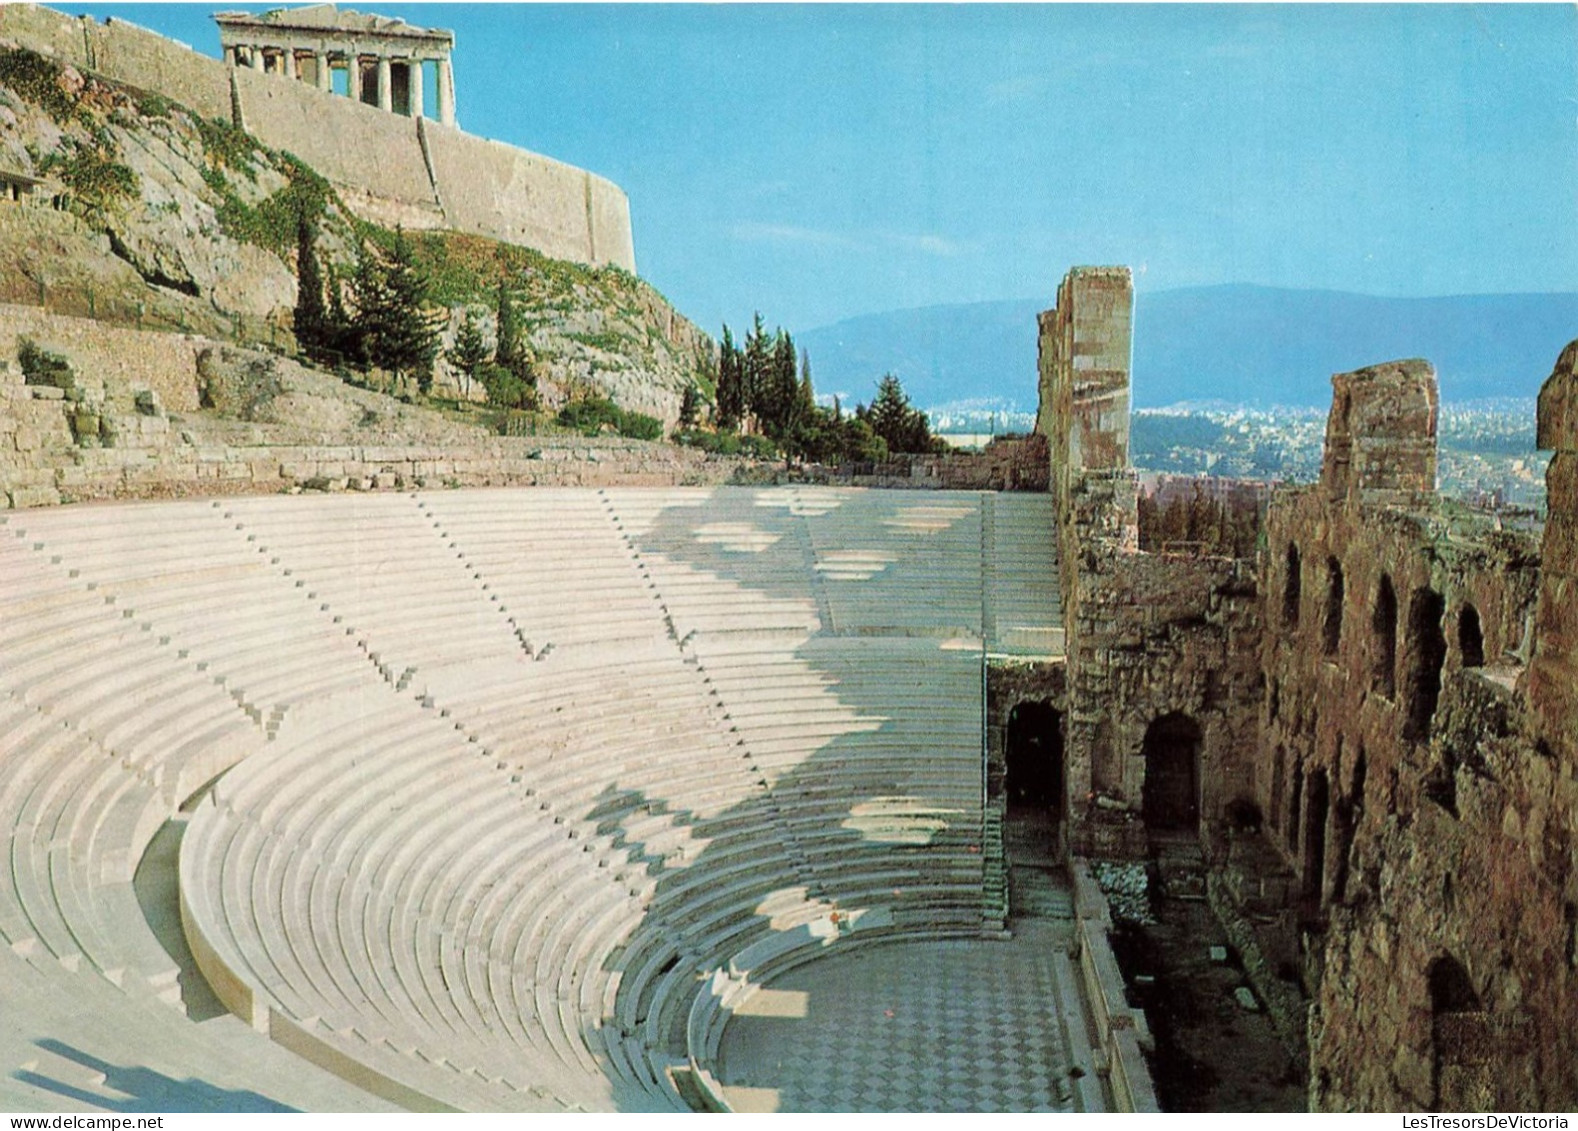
left=231, top=65, right=441, bottom=217
left=0, top=6, right=636, bottom=271
left=420, top=122, right=609, bottom=267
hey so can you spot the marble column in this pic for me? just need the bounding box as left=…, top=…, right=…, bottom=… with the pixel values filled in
left=283, top=49, right=297, bottom=80
left=409, top=58, right=424, bottom=119
left=348, top=54, right=362, bottom=102
left=376, top=56, right=393, bottom=112
left=437, top=58, right=455, bottom=127
left=315, top=52, right=331, bottom=91
left=248, top=46, right=265, bottom=72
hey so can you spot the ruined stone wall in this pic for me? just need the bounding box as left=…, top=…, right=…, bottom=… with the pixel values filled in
left=0, top=6, right=636, bottom=271
left=0, top=302, right=205, bottom=413
left=1256, top=355, right=1576, bottom=1112
left=1037, top=265, right=1132, bottom=513
left=1531, top=342, right=1578, bottom=765
left=1038, top=267, right=1261, bottom=858
left=0, top=310, right=747, bottom=510
left=826, top=434, right=1051, bottom=492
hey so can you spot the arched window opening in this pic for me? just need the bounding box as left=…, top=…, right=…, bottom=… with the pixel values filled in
left=1330, top=793, right=1356, bottom=903
left=1141, top=712, right=1202, bottom=833
left=1304, top=768, right=1329, bottom=903
left=1373, top=574, right=1398, bottom=698
left=1322, top=557, right=1345, bottom=656
left=1282, top=543, right=1302, bottom=628
left=1405, top=587, right=1448, bottom=742
left=1458, top=605, right=1485, bottom=669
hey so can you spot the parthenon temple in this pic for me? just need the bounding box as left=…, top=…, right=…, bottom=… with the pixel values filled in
left=214, top=4, right=456, bottom=126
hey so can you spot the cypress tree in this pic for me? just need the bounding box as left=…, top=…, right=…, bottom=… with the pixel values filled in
left=742, top=312, right=772, bottom=425
left=715, top=325, right=744, bottom=430
left=292, top=212, right=327, bottom=360
left=493, top=278, right=538, bottom=407
left=678, top=383, right=700, bottom=429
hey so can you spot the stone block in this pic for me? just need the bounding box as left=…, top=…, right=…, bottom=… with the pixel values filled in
left=7, top=484, right=60, bottom=508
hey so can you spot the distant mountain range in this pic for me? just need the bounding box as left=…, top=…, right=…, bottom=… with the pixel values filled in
left=794, top=286, right=1578, bottom=410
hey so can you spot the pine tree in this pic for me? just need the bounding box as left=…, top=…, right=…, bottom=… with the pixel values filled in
left=374, top=227, right=441, bottom=395
left=348, top=247, right=389, bottom=373
left=866, top=373, right=939, bottom=454
left=447, top=310, right=490, bottom=401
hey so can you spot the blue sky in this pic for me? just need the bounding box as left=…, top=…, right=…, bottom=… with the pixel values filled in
left=75, top=4, right=1578, bottom=336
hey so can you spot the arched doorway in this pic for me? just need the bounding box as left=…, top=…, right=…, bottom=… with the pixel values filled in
left=1428, top=954, right=1488, bottom=1110
left=1006, top=701, right=1063, bottom=821
left=1141, top=712, right=1202, bottom=832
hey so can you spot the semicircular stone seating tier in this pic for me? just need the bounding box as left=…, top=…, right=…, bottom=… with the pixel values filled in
left=0, top=503, right=403, bottom=1112
left=0, top=486, right=1062, bottom=1112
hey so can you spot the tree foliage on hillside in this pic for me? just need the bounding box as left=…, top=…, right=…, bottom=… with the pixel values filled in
left=295, top=223, right=441, bottom=395
left=860, top=373, right=945, bottom=455
left=704, top=311, right=944, bottom=465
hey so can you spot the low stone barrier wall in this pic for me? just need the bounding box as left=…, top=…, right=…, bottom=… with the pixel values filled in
left=7, top=432, right=751, bottom=510
left=1070, top=859, right=1162, bottom=1112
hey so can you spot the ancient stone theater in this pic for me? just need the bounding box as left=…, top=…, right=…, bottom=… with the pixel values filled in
left=0, top=3, right=1574, bottom=1116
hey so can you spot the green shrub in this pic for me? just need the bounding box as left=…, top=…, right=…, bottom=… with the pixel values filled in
left=556, top=394, right=663, bottom=441
left=40, top=143, right=138, bottom=207
left=137, top=92, right=175, bottom=120
left=17, top=338, right=74, bottom=389
left=197, top=115, right=262, bottom=179
left=557, top=394, right=624, bottom=436
left=566, top=329, right=628, bottom=353
left=617, top=410, right=663, bottom=442
left=0, top=47, right=77, bottom=122
left=672, top=428, right=778, bottom=459
left=211, top=153, right=335, bottom=258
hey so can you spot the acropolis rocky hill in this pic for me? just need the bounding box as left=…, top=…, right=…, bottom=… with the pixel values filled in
left=0, top=3, right=720, bottom=510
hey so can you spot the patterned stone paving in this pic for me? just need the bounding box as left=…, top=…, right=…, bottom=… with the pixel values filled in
left=717, top=924, right=1081, bottom=1113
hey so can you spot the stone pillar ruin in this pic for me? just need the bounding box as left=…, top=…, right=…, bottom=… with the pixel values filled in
left=1036, top=266, right=1134, bottom=526
left=1320, top=358, right=1439, bottom=506
left=215, top=7, right=456, bottom=123
left=1530, top=340, right=1578, bottom=763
